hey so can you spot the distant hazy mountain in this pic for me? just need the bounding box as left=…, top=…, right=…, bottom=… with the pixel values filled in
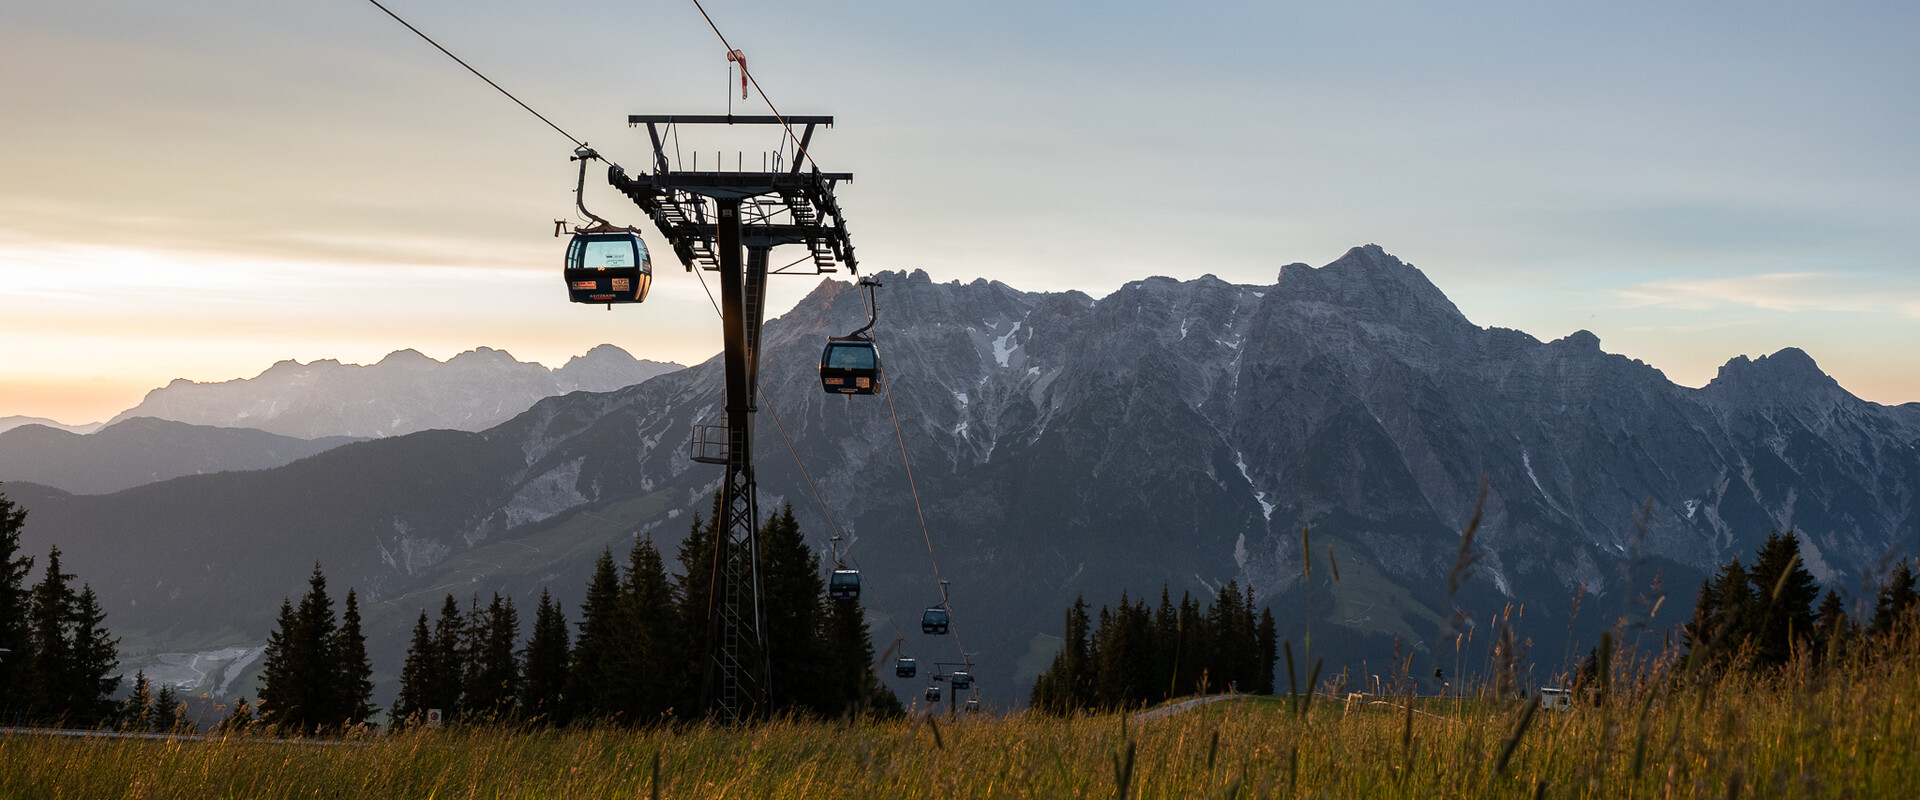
left=13, top=247, right=1917, bottom=706
left=0, top=417, right=359, bottom=494
left=0, top=415, right=102, bottom=435
left=106, top=345, right=682, bottom=439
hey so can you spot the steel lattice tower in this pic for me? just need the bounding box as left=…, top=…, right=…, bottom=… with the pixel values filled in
left=608, top=114, right=857, bottom=722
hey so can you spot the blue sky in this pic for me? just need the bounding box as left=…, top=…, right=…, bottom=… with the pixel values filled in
left=2, top=0, right=1916, bottom=422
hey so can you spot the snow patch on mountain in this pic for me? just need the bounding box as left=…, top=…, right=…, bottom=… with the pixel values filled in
left=503, top=457, right=589, bottom=529
left=379, top=520, right=451, bottom=576
left=108, top=345, right=682, bottom=439
left=1234, top=451, right=1274, bottom=520
left=993, top=323, right=1022, bottom=368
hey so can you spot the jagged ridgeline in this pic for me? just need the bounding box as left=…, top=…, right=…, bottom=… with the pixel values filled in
left=9, top=245, right=1918, bottom=705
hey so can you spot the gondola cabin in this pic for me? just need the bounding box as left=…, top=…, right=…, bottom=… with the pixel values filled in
left=921, top=606, right=950, bottom=635
left=925, top=684, right=941, bottom=702
left=895, top=657, right=918, bottom=678
left=964, top=697, right=980, bottom=713
left=819, top=339, right=880, bottom=395
left=564, top=231, right=652, bottom=305
left=828, top=568, right=861, bottom=601
left=951, top=671, right=972, bottom=691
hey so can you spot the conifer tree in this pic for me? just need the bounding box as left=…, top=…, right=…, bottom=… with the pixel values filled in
left=218, top=696, right=255, bottom=735
left=1093, top=594, right=1154, bottom=709
left=393, top=611, right=437, bottom=725
left=121, top=670, right=153, bottom=731
left=821, top=580, right=898, bottom=717
left=153, top=684, right=180, bottom=733
left=1255, top=607, right=1278, bottom=695
left=256, top=599, right=299, bottom=727
left=1748, top=531, right=1819, bottom=668
left=1173, top=591, right=1207, bottom=697
left=1684, top=556, right=1755, bottom=670
left=336, top=589, right=376, bottom=726
left=1034, top=596, right=1094, bottom=712
left=1814, top=588, right=1851, bottom=661
left=522, top=588, right=570, bottom=722
left=65, top=585, right=120, bottom=723
left=673, top=504, right=721, bottom=715
left=1869, top=561, right=1918, bottom=642
left=623, top=536, right=679, bottom=721
left=1151, top=588, right=1178, bottom=700
left=1208, top=581, right=1256, bottom=692
left=0, top=491, right=33, bottom=711
left=567, top=549, right=624, bottom=719
left=259, top=565, right=340, bottom=731
left=758, top=504, right=825, bottom=715
left=23, top=546, right=75, bottom=719
left=464, top=593, right=520, bottom=719
left=429, top=594, right=466, bottom=718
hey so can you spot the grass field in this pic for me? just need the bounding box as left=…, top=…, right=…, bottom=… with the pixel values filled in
left=6, top=648, right=1917, bottom=799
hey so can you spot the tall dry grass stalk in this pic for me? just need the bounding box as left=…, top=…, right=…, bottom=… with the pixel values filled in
left=2, top=649, right=1915, bottom=798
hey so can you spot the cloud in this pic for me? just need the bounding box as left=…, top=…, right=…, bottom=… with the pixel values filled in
left=1617, top=272, right=1920, bottom=317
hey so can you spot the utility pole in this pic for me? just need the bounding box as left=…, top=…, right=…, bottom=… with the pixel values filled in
left=608, top=114, right=857, bottom=723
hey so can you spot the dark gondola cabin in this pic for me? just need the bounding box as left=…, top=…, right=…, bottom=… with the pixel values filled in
left=828, top=568, right=861, bottom=601
left=964, top=697, right=980, bottom=713
left=925, top=684, right=941, bottom=702
left=819, top=339, right=880, bottom=394
left=921, top=606, right=950, bottom=635
left=564, top=231, right=652, bottom=305
left=895, top=657, right=918, bottom=678
left=951, top=671, right=972, bottom=691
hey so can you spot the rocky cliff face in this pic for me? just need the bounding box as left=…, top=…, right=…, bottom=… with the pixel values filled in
left=15, top=246, right=1917, bottom=703
left=106, top=345, right=682, bottom=439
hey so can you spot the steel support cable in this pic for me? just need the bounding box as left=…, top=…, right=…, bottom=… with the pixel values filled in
left=760, top=390, right=915, bottom=655
left=684, top=0, right=821, bottom=174
left=362, top=0, right=621, bottom=169
left=878, top=355, right=974, bottom=669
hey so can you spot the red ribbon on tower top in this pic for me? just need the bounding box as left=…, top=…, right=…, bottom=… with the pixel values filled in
left=727, top=50, right=747, bottom=100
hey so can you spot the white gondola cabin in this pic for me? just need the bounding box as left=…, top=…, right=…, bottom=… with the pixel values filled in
left=564, top=231, right=652, bottom=305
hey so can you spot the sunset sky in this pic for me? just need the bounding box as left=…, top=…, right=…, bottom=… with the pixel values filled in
left=4, top=1, right=1916, bottom=424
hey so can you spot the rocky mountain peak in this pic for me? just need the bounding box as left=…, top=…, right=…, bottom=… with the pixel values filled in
left=1704, top=347, right=1850, bottom=409
left=375, top=349, right=434, bottom=366
left=1276, top=244, right=1470, bottom=328
left=1552, top=330, right=1603, bottom=350
left=448, top=346, right=521, bottom=366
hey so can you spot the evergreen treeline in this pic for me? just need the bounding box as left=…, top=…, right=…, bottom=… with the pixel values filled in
left=253, top=564, right=378, bottom=732
left=393, top=502, right=901, bottom=726
left=119, top=670, right=187, bottom=733
left=0, top=490, right=121, bottom=727
left=1031, top=581, right=1277, bottom=714
left=1683, top=530, right=1919, bottom=674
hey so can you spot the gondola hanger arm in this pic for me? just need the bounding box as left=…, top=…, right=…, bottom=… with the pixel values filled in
left=570, top=146, right=612, bottom=232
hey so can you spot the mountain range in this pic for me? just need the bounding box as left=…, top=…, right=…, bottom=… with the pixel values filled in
left=106, top=344, right=683, bottom=439
left=8, top=245, right=1916, bottom=706
left=0, top=417, right=360, bottom=495
left=0, top=416, right=103, bottom=435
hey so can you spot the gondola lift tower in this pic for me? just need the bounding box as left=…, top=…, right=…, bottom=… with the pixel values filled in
left=566, top=113, right=859, bottom=723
